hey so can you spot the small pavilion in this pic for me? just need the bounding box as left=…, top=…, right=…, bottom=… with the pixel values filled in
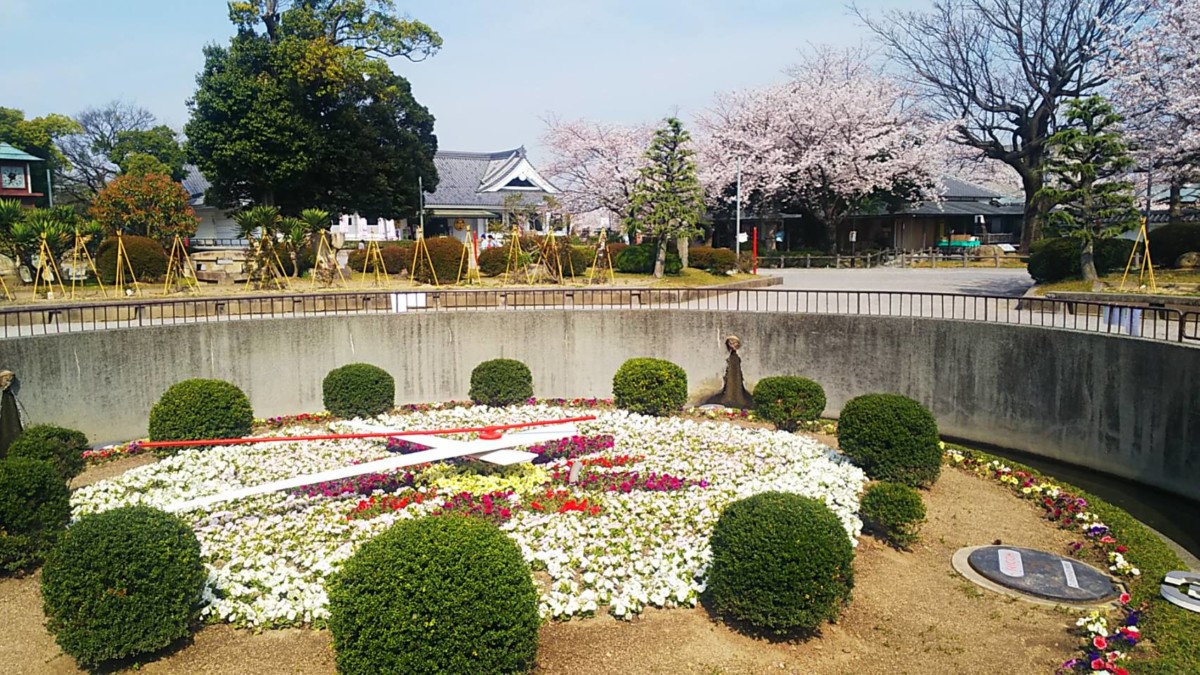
left=0, top=142, right=44, bottom=207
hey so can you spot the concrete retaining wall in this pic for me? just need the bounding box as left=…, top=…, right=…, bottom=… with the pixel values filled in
left=3, top=310, right=1197, bottom=500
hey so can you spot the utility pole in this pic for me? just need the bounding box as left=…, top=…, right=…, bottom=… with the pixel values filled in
left=418, top=175, right=425, bottom=238
left=735, top=156, right=742, bottom=258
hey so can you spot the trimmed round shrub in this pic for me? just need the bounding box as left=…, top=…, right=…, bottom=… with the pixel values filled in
left=478, top=246, right=508, bottom=276
left=559, top=245, right=591, bottom=276
left=752, top=376, right=826, bottom=432
left=328, top=516, right=540, bottom=675
left=409, top=236, right=466, bottom=285
left=1027, top=237, right=1135, bottom=282
left=612, top=357, right=687, bottom=416
left=1148, top=223, right=1200, bottom=267
left=347, top=242, right=413, bottom=274
left=838, top=394, right=941, bottom=487
left=147, top=379, right=254, bottom=448
left=41, top=506, right=206, bottom=669
left=860, top=482, right=926, bottom=549
left=0, top=457, right=71, bottom=575
left=469, top=359, right=533, bottom=406
left=322, top=363, right=395, bottom=419
left=604, top=242, right=628, bottom=267
left=95, top=234, right=169, bottom=284
left=7, top=424, right=88, bottom=481
left=688, top=246, right=738, bottom=274
left=707, top=492, right=854, bottom=632
left=615, top=242, right=682, bottom=275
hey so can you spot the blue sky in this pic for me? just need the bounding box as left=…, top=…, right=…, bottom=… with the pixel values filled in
left=0, top=0, right=911, bottom=159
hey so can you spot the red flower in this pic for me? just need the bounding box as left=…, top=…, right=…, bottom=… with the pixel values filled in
left=1091, top=658, right=1106, bottom=670
left=1119, top=592, right=1131, bottom=604
left=1093, top=636, right=1108, bottom=650
left=1115, top=545, right=1127, bottom=553
left=1112, top=668, right=1128, bottom=675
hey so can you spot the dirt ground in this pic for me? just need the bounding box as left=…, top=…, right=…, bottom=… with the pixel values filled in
left=3, top=440, right=1086, bottom=675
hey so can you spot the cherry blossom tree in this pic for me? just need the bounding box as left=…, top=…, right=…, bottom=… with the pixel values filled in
left=697, top=47, right=951, bottom=252
left=1109, top=0, right=1200, bottom=217
left=541, top=118, right=652, bottom=232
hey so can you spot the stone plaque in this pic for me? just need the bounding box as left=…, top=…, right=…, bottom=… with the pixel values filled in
left=967, top=546, right=1121, bottom=603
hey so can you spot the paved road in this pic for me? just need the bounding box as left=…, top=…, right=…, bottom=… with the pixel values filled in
left=761, top=268, right=1034, bottom=296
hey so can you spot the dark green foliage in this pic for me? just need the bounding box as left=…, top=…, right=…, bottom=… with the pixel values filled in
left=860, top=482, right=926, bottom=549
left=41, top=506, right=206, bottom=668
left=0, top=458, right=71, bottom=575
left=95, top=234, right=168, bottom=283
left=346, top=242, right=413, bottom=274
left=322, top=363, right=395, bottom=419
left=688, top=246, right=738, bottom=274
left=838, top=394, right=941, bottom=487
left=615, top=243, right=682, bottom=275
left=410, top=236, right=466, bottom=285
left=559, top=245, right=591, bottom=277
left=1027, top=237, right=1135, bottom=282
left=1148, top=223, right=1200, bottom=267
left=469, top=359, right=533, bottom=406
left=612, top=358, right=688, bottom=416
left=328, top=516, right=540, bottom=675
left=147, top=379, right=254, bottom=449
left=477, top=246, right=507, bottom=276
left=752, top=377, right=826, bottom=432
left=706, top=492, right=854, bottom=632
left=6, top=424, right=88, bottom=481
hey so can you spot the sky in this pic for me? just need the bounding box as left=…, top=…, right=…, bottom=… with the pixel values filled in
left=0, top=0, right=914, bottom=161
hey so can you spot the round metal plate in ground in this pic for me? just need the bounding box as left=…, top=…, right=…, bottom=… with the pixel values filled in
left=952, top=546, right=1124, bottom=609
left=1161, top=571, right=1200, bottom=614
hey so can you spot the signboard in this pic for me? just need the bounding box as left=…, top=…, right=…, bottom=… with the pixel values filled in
left=848, top=230, right=857, bottom=243
left=736, top=232, right=749, bottom=243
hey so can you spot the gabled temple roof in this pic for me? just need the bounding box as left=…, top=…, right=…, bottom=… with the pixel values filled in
left=0, top=142, right=43, bottom=163
left=429, top=147, right=559, bottom=209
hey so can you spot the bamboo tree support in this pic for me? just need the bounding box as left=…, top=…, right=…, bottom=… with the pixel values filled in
left=1120, top=217, right=1157, bottom=292
left=409, top=233, right=439, bottom=287
left=113, top=232, right=141, bottom=297
left=310, top=229, right=347, bottom=289
left=362, top=238, right=390, bottom=287
left=538, top=230, right=565, bottom=283
left=501, top=225, right=529, bottom=284
left=69, top=230, right=107, bottom=300
left=0, top=273, right=11, bottom=301
left=244, top=235, right=288, bottom=291
left=163, top=234, right=200, bottom=295
left=32, top=233, right=68, bottom=300
left=268, top=238, right=290, bottom=290
left=588, top=230, right=616, bottom=285
left=455, top=233, right=481, bottom=285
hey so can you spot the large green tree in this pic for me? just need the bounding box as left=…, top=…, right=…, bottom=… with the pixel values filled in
left=629, top=117, right=705, bottom=278
left=111, top=126, right=187, bottom=181
left=185, top=0, right=440, bottom=219
left=0, top=108, right=79, bottom=208
left=1037, top=97, right=1140, bottom=282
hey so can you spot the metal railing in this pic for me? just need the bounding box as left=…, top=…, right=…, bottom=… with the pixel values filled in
left=0, top=287, right=1193, bottom=344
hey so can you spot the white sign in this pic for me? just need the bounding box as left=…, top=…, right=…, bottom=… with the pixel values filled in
left=998, top=549, right=1025, bottom=578
left=848, top=230, right=857, bottom=243
left=736, top=232, right=749, bottom=243
left=1061, top=560, right=1080, bottom=588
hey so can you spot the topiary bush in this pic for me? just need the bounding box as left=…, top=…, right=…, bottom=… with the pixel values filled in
left=752, top=376, right=826, bottom=432
left=469, top=359, right=533, bottom=406
left=0, top=457, right=71, bottom=575
left=6, top=424, right=88, bottom=481
left=409, top=236, right=466, bottom=285
left=706, top=491, right=854, bottom=633
left=860, top=482, right=926, bottom=549
left=477, top=246, right=508, bottom=276
left=41, top=506, right=206, bottom=669
left=328, top=516, right=540, bottom=675
left=612, top=357, right=688, bottom=416
left=838, top=393, right=941, bottom=487
left=322, top=363, right=395, bottom=419
left=147, top=379, right=254, bottom=450
left=615, top=242, right=682, bottom=275
left=346, top=242, right=413, bottom=274
left=688, top=246, right=738, bottom=274
left=1148, top=223, right=1200, bottom=267
left=1027, top=237, right=1136, bottom=282
left=95, top=234, right=169, bottom=283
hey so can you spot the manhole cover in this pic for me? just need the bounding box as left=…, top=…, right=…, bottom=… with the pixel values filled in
left=965, top=545, right=1121, bottom=603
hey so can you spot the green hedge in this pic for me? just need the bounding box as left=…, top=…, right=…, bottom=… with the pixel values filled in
left=347, top=242, right=413, bottom=274
left=42, top=506, right=206, bottom=669
left=469, top=359, right=533, bottom=406
left=0, top=458, right=71, bottom=575
left=859, top=482, right=926, bottom=549
left=752, top=376, right=826, bottom=431
left=328, top=516, right=540, bottom=675
left=322, top=363, right=395, bottom=419
left=478, top=247, right=508, bottom=277
left=612, top=357, right=688, bottom=416
left=688, top=246, right=738, bottom=274
left=1027, top=237, right=1135, bottom=283
left=6, top=424, right=88, bottom=481
left=95, top=234, right=169, bottom=284
left=1148, top=223, right=1200, bottom=267
left=147, top=379, right=254, bottom=451
left=411, top=236, right=466, bottom=285
left=706, top=492, right=854, bottom=632
left=838, top=394, right=941, bottom=487
left=615, top=242, right=682, bottom=275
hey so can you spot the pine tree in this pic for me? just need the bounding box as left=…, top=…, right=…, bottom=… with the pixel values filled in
left=629, top=117, right=706, bottom=278
left=1038, top=97, right=1140, bottom=282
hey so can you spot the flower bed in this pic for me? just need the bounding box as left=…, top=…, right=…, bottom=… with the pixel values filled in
left=70, top=405, right=865, bottom=628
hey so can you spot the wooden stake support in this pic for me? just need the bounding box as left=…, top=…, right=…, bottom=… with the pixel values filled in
left=69, top=230, right=107, bottom=300
left=163, top=234, right=199, bottom=295
left=362, top=238, right=389, bottom=287
left=310, top=229, right=346, bottom=289
left=588, top=230, right=616, bottom=285
left=501, top=225, right=529, bottom=284
left=1120, top=217, right=1157, bottom=292
left=455, top=232, right=481, bottom=285
left=410, top=232, right=439, bottom=287
left=33, top=233, right=68, bottom=300
left=112, top=232, right=141, bottom=297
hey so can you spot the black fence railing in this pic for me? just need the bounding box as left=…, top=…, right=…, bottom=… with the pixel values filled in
left=0, top=288, right=1193, bottom=344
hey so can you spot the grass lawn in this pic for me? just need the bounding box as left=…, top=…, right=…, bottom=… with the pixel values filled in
left=1032, top=268, right=1200, bottom=296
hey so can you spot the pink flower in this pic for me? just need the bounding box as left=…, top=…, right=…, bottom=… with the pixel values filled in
left=1093, top=636, right=1108, bottom=650
left=1091, top=658, right=1106, bottom=670
left=1119, top=592, right=1131, bottom=605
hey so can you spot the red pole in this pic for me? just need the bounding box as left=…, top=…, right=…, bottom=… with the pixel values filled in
left=472, top=230, right=479, bottom=259
left=752, top=226, right=758, bottom=275
left=139, top=415, right=597, bottom=450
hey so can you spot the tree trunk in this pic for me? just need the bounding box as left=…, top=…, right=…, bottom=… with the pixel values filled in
left=291, top=251, right=299, bottom=279
left=654, top=237, right=667, bottom=278
left=1169, top=180, right=1183, bottom=223
left=1080, top=238, right=1098, bottom=283
left=676, top=236, right=689, bottom=269
left=1020, top=172, right=1044, bottom=252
